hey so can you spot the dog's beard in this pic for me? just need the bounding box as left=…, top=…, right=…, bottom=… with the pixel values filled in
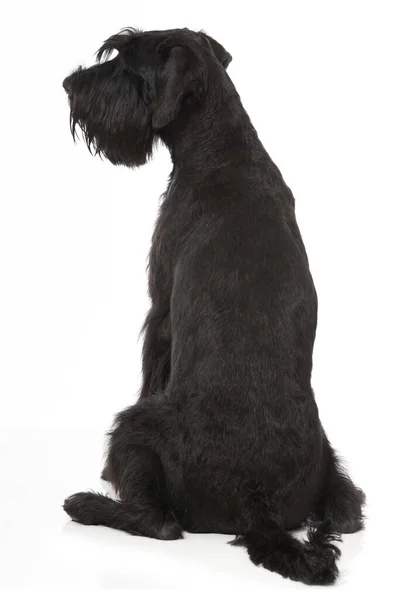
left=68, top=66, right=155, bottom=167
left=69, top=113, right=154, bottom=167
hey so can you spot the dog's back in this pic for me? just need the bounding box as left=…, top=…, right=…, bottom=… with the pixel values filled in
left=151, top=155, right=322, bottom=531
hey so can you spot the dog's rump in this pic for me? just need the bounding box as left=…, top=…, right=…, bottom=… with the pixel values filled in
left=160, top=398, right=324, bottom=533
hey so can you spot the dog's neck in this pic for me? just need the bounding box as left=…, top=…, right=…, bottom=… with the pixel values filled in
left=158, top=91, right=269, bottom=180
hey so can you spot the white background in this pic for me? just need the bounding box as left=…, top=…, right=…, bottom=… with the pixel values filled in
left=1, top=0, right=399, bottom=596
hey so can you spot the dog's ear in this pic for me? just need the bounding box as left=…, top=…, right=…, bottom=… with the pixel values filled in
left=198, top=32, right=232, bottom=69
left=152, top=42, right=207, bottom=131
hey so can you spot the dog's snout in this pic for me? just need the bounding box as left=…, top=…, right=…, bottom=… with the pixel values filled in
left=62, top=76, right=71, bottom=94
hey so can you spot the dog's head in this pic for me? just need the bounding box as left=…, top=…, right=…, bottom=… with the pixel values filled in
left=63, top=28, right=232, bottom=167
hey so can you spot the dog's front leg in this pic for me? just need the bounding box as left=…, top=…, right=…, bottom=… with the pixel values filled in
left=139, top=302, right=171, bottom=399
left=138, top=214, right=175, bottom=401
left=102, top=253, right=172, bottom=483
left=100, top=304, right=171, bottom=483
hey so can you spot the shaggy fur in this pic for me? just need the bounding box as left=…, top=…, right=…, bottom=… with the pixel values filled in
left=62, top=27, right=365, bottom=585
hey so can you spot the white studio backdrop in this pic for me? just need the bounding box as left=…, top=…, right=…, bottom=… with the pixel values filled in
left=0, top=0, right=399, bottom=593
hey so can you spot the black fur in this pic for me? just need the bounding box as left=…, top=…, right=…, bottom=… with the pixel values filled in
left=62, top=27, right=365, bottom=585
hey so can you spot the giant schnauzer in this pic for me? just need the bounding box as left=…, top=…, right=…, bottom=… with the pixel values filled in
left=62, top=28, right=365, bottom=585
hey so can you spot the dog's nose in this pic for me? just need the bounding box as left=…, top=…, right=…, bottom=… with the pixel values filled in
left=62, top=76, right=71, bottom=94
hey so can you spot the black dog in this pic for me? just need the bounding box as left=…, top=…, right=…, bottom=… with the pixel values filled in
left=62, top=28, right=365, bottom=585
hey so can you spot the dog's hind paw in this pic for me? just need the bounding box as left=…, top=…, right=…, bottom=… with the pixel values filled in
left=63, top=492, right=99, bottom=525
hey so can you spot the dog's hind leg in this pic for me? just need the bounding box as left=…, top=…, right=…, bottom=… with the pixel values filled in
left=64, top=459, right=182, bottom=540
left=312, top=438, right=366, bottom=534
left=64, top=402, right=182, bottom=540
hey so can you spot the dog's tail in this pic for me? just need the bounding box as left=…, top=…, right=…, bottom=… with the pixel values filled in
left=231, top=518, right=341, bottom=585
